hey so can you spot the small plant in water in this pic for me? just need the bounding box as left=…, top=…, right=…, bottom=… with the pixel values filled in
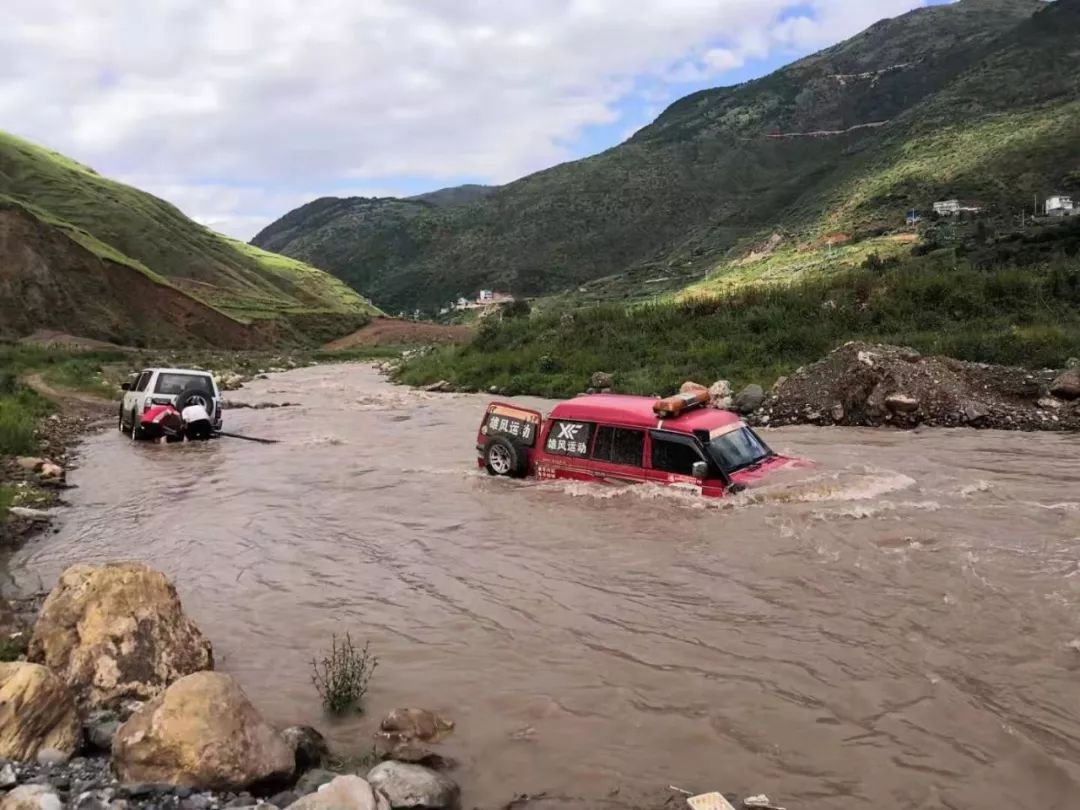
left=311, top=633, right=377, bottom=715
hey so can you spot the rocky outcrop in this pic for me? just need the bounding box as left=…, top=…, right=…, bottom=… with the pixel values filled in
left=112, top=671, right=294, bottom=791
left=286, top=775, right=389, bottom=810
left=0, top=663, right=81, bottom=762
left=366, top=762, right=460, bottom=810
left=0, top=784, right=61, bottom=810
left=28, top=562, right=213, bottom=709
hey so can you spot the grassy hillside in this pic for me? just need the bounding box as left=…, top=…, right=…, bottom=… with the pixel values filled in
left=398, top=252, right=1080, bottom=397
left=0, top=131, right=380, bottom=343
left=254, top=0, right=1070, bottom=313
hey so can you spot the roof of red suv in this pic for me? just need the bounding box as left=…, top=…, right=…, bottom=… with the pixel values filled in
left=549, top=394, right=743, bottom=434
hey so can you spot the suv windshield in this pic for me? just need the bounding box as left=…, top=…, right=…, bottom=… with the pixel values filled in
left=154, top=373, right=213, bottom=396
left=708, top=427, right=771, bottom=474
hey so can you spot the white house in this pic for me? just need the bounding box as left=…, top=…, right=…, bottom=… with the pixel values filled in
left=1046, top=195, right=1074, bottom=216
left=933, top=199, right=961, bottom=216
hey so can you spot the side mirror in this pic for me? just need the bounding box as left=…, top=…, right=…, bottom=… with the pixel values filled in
left=691, top=461, right=708, bottom=480
left=120, top=382, right=132, bottom=391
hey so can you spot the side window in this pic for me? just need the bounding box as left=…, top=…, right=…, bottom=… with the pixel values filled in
left=134, top=372, right=152, bottom=392
left=591, top=426, right=645, bottom=467
left=544, top=420, right=593, bottom=457
left=651, top=436, right=704, bottom=476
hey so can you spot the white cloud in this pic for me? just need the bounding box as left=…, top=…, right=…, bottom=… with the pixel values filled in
left=1, top=0, right=937, bottom=238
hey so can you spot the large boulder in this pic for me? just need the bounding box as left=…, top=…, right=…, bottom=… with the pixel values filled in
left=589, top=372, right=613, bottom=390
left=0, top=663, right=81, bottom=761
left=733, top=384, right=764, bottom=414
left=679, top=381, right=707, bottom=394
left=286, top=775, right=389, bottom=810
left=0, top=784, right=62, bottom=810
left=28, top=562, right=213, bottom=709
left=366, top=762, right=460, bottom=810
left=112, top=671, right=294, bottom=791
left=708, top=380, right=733, bottom=409
left=1050, top=368, right=1080, bottom=400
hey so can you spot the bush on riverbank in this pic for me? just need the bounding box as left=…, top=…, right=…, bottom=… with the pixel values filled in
left=311, top=633, right=377, bottom=715
left=396, top=258, right=1080, bottom=397
left=0, top=382, right=50, bottom=456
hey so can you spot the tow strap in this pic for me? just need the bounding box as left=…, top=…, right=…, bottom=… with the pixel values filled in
left=214, top=430, right=280, bottom=445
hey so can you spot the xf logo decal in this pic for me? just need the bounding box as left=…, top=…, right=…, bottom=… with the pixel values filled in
left=557, top=423, right=582, bottom=440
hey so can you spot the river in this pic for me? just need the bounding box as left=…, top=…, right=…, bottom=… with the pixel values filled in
left=8, top=364, right=1080, bottom=809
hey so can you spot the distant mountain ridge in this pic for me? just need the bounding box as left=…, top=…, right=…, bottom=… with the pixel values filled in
left=0, top=131, right=380, bottom=346
left=253, top=0, right=1075, bottom=313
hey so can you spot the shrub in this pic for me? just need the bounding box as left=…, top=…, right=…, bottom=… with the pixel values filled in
left=310, top=633, right=377, bottom=715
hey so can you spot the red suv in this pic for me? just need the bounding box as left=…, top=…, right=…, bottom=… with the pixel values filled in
left=476, top=392, right=797, bottom=497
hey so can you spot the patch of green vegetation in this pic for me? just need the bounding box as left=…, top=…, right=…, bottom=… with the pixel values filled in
left=0, top=484, right=14, bottom=516
left=0, top=384, right=51, bottom=456
left=311, top=633, right=377, bottom=716
left=0, top=636, right=28, bottom=662
left=397, top=257, right=1080, bottom=397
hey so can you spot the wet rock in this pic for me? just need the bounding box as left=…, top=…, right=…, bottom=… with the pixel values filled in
left=0, top=762, right=17, bottom=788
left=286, top=775, right=388, bottom=810
left=962, top=401, right=990, bottom=425
left=112, top=672, right=294, bottom=791
left=366, top=762, right=460, bottom=810
left=28, top=562, right=213, bottom=709
left=708, top=380, right=733, bottom=409
left=270, top=791, right=301, bottom=808
left=422, top=381, right=452, bottom=393
left=0, top=663, right=81, bottom=761
left=733, top=384, right=764, bottom=414
left=378, top=710, right=454, bottom=745
left=14, top=458, right=46, bottom=472
left=36, top=464, right=65, bottom=486
left=295, top=769, right=337, bottom=795
left=36, top=748, right=70, bottom=767
left=829, top=402, right=845, bottom=422
left=1050, top=368, right=1080, bottom=400
left=589, top=372, right=613, bottom=390
left=884, top=393, right=919, bottom=413
left=0, top=784, right=62, bottom=810
left=375, top=741, right=454, bottom=771
left=280, top=726, right=329, bottom=773
left=84, top=710, right=121, bottom=752
left=7, top=508, right=51, bottom=523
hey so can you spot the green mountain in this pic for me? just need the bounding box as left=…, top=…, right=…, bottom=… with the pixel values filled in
left=0, top=131, right=380, bottom=346
left=253, top=0, right=1077, bottom=313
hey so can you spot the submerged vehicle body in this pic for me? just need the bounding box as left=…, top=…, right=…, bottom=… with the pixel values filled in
left=475, top=393, right=801, bottom=497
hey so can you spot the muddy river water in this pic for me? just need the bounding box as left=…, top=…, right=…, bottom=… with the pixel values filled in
left=8, top=365, right=1080, bottom=809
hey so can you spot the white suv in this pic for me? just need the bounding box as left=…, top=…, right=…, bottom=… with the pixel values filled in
left=119, top=368, right=223, bottom=438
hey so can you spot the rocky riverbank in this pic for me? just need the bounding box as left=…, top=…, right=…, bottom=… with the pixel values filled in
left=0, top=562, right=467, bottom=810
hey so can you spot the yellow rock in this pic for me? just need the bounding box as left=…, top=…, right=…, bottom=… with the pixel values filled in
left=0, top=662, right=80, bottom=761
left=112, top=671, right=294, bottom=791
left=28, top=562, right=213, bottom=709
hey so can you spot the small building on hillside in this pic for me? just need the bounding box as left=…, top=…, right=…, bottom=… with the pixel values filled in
left=1046, top=195, right=1075, bottom=217
left=933, top=199, right=961, bottom=216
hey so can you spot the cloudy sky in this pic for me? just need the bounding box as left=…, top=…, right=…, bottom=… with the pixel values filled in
left=3, top=0, right=949, bottom=239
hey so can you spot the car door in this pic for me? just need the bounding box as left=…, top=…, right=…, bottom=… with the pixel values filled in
left=122, top=371, right=147, bottom=422
left=646, top=431, right=710, bottom=492
left=584, top=423, right=648, bottom=485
